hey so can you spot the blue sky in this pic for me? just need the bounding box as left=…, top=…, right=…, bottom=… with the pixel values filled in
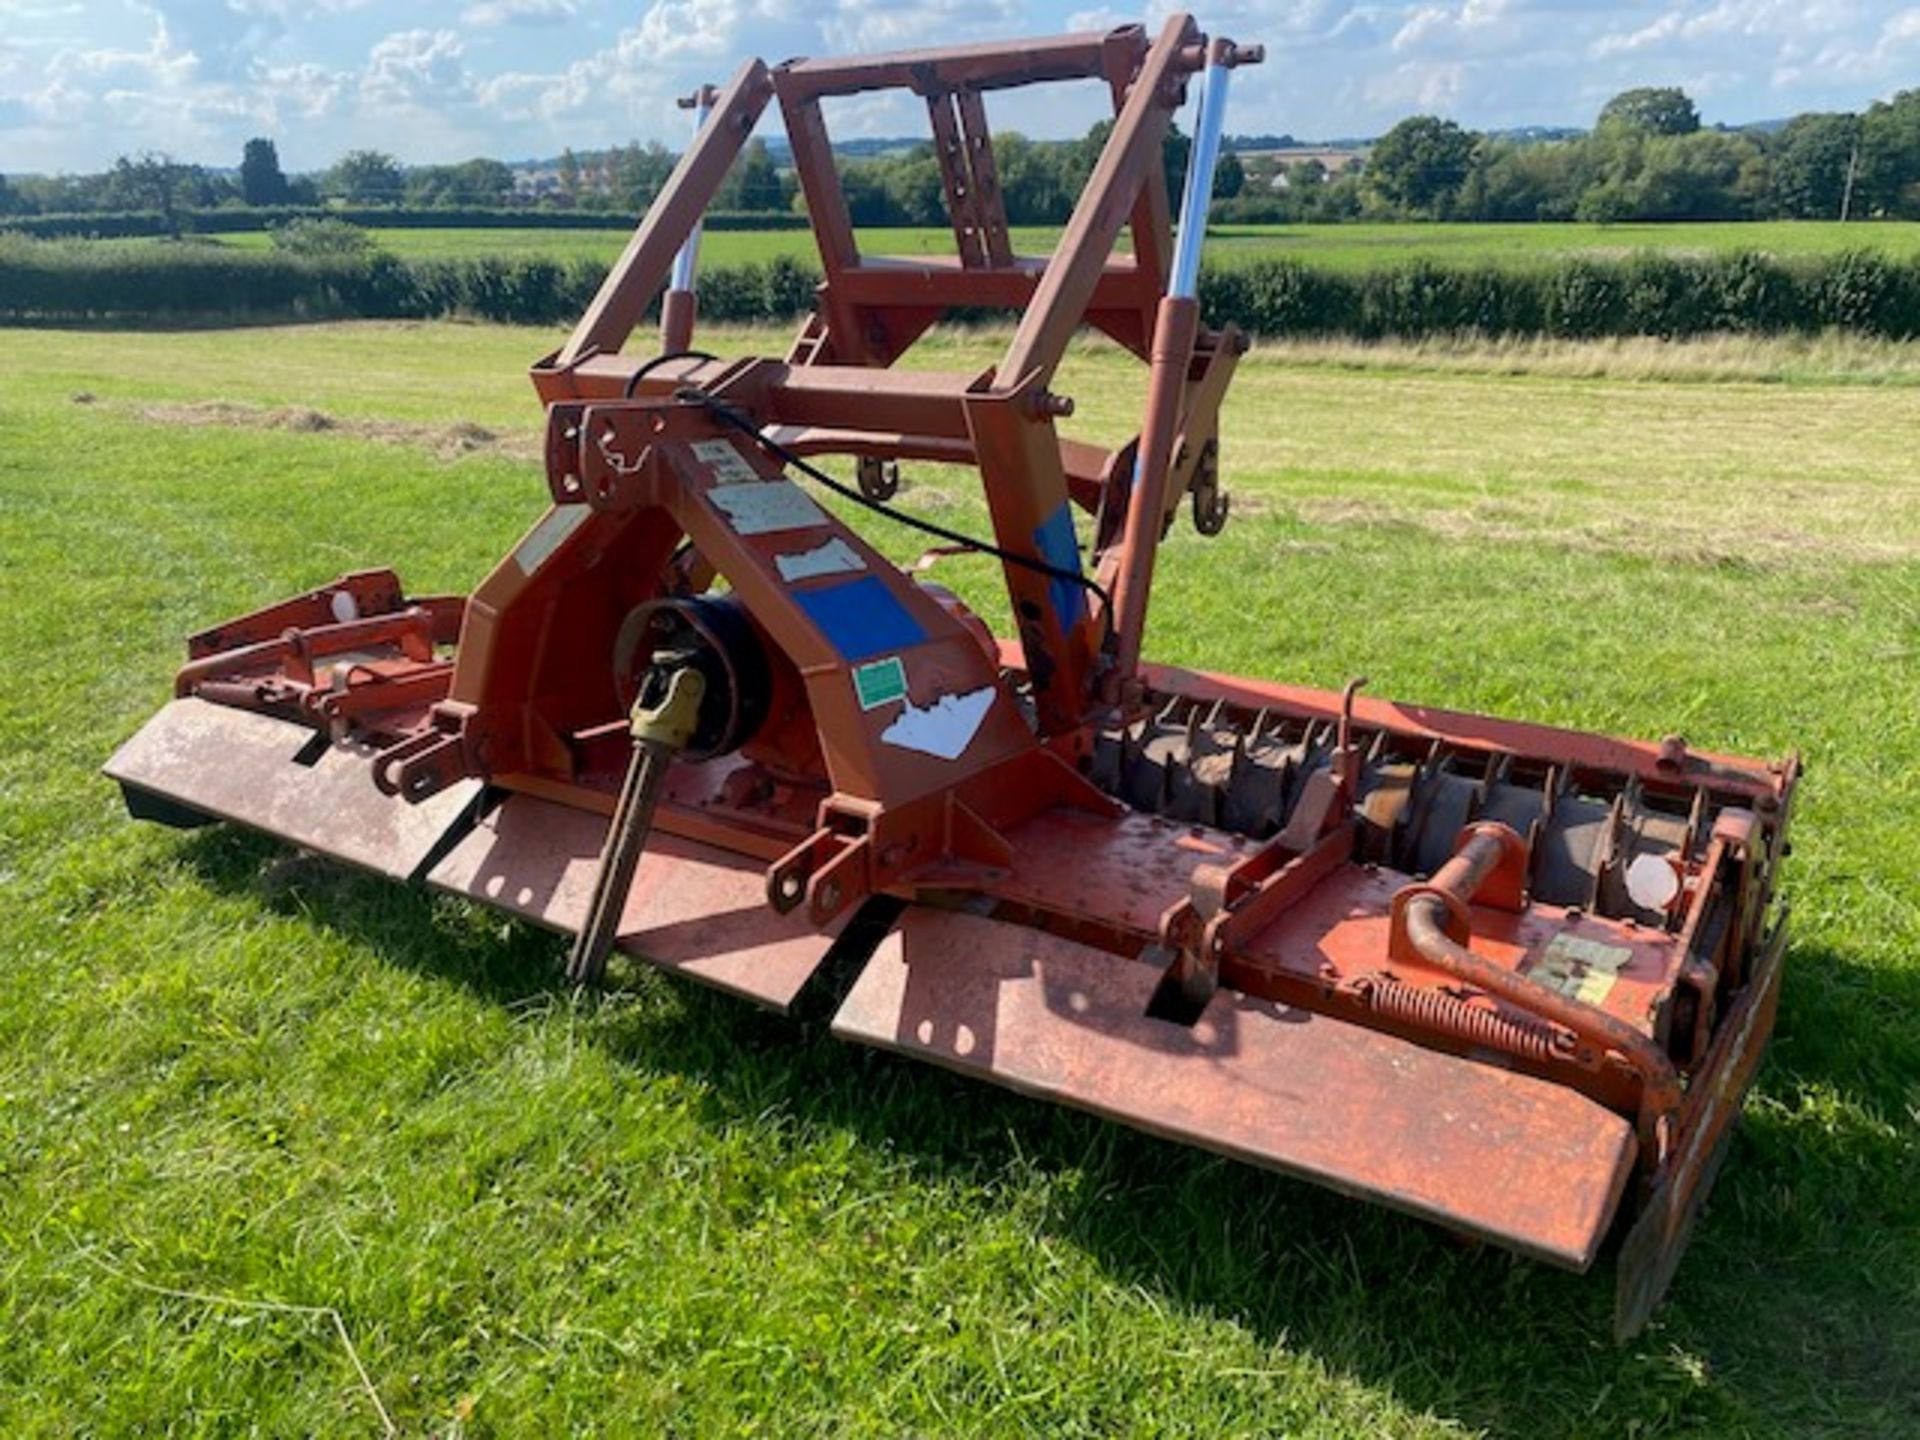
left=3, top=1, right=1918, bottom=173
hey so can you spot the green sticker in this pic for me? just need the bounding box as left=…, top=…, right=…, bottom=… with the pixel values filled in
left=853, top=656, right=908, bottom=711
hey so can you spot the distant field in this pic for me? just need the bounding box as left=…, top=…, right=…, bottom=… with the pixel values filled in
left=197, top=225, right=1066, bottom=266
left=189, top=219, right=1920, bottom=270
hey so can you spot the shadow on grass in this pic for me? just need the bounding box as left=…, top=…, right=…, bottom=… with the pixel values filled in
left=182, top=827, right=1920, bottom=1439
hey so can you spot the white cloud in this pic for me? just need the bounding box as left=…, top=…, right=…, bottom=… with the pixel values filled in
left=817, top=0, right=1021, bottom=55
left=362, top=28, right=472, bottom=107
left=6, top=0, right=1920, bottom=174
left=462, top=0, right=578, bottom=25
left=259, top=61, right=349, bottom=122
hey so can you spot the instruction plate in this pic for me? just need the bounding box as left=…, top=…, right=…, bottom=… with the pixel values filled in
left=513, top=505, right=590, bottom=575
left=708, top=480, right=827, bottom=536
left=853, top=656, right=908, bottom=710
left=1528, top=932, right=1635, bottom=1006
left=691, top=438, right=760, bottom=484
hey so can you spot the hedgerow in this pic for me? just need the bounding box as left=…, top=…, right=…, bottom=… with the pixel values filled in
left=5, top=236, right=1919, bottom=339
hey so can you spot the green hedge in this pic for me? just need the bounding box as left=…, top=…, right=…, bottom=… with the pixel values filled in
left=6, top=238, right=1920, bottom=338
left=2, top=207, right=809, bottom=240
left=1194, top=250, right=1920, bottom=340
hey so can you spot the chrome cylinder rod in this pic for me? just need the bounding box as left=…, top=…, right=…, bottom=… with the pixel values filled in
left=1168, top=56, right=1231, bottom=300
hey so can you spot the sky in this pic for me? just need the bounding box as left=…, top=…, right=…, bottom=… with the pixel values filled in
left=2, top=0, right=1919, bottom=174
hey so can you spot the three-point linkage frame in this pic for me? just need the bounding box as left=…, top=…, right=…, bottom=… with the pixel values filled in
left=533, top=15, right=1263, bottom=738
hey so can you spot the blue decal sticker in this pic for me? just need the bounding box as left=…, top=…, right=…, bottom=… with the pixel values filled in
left=1032, top=501, right=1086, bottom=632
left=793, top=575, right=927, bottom=662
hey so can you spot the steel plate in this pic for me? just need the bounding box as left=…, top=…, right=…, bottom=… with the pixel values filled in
left=105, top=698, right=483, bottom=882
left=833, top=907, right=1637, bottom=1270
left=426, top=793, right=840, bottom=1010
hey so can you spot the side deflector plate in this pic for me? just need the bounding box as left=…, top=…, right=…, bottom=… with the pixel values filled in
left=833, top=908, right=1638, bottom=1270
left=105, top=698, right=483, bottom=881
left=426, top=794, right=840, bottom=1012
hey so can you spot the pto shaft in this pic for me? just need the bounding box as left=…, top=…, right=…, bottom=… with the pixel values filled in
left=565, top=667, right=707, bottom=986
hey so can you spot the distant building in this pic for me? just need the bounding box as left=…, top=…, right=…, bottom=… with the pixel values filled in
left=1236, top=146, right=1366, bottom=190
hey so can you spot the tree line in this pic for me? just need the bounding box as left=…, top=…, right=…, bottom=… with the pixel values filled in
left=3, top=83, right=1918, bottom=233
left=0, top=136, right=795, bottom=232
left=1236, top=87, right=1920, bottom=224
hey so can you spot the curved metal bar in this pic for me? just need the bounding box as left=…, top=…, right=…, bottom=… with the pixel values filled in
left=1397, top=823, right=1685, bottom=1156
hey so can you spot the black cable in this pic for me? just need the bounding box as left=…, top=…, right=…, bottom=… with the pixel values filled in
left=689, top=392, right=1116, bottom=630
left=623, top=348, right=720, bottom=398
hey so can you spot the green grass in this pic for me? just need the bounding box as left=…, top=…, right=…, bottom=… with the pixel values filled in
left=2, top=322, right=1917, bottom=1436
left=1201, top=219, right=1920, bottom=270
left=181, top=218, right=1920, bottom=272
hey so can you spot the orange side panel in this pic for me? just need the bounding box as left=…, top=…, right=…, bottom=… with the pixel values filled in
left=427, top=794, right=841, bottom=1011
left=833, top=907, right=1638, bottom=1270
left=105, top=698, right=482, bottom=882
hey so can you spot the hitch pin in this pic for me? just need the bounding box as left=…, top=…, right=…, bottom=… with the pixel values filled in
left=1336, top=675, right=1369, bottom=805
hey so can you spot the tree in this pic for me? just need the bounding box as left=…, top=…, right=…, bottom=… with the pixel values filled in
left=1212, top=150, right=1245, bottom=200
left=325, top=150, right=404, bottom=205
left=876, top=149, right=947, bottom=226
left=1598, top=87, right=1700, bottom=137
left=1629, top=130, right=1761, bottom=220
left=837, top=162, right=900, bottom=225
left=717, top=139, right=789, bottom=212
left=239, top=137, right=289, bottom=206
left=996, top=132, right=1076, bottom=224
left=0, top=172, right=14, bottom=216
left=607, top=141, right=674, bottom=211
left=1857, top=89, right=1920, bottom=218
left=1068, top=119, right=1192, bottom=217
left=1367, top=116, right=1478, bottom=216
left=107, top=152, right=200, bottom=237
left=1771, top=113, right=1859, bottom=219
left=557, top=147, right=581, bottom=201
left=1457, top=138, right=1593, bottom=221
left=404, top=158, right=515, bottom=206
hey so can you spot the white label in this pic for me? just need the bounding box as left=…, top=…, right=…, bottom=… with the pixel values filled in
left=690, top=438, right=760, bottom=485
left=512, top=505, right=590, bottom=575
left=880, top=687, right=995, bottom=761
left=1528, top=931, right=1635, bottom=1006
left=708, top=480, right=827, bottom=536
left=775, top=536, right=867, bottom=582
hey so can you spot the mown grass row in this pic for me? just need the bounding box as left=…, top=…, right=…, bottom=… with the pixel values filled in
left=7, top=237, right=1920, bottom=339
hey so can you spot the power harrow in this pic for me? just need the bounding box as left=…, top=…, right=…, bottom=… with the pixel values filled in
left=108, top=16, right=1797, bottom=1338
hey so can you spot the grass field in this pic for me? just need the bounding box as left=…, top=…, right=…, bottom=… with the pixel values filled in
left=185, top=218, right=1920, bottom=271
left=2, top=321, right=1917, bottom=1435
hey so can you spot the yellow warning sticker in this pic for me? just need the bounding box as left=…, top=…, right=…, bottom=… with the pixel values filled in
left=1527, top=932, right=1635, bottom=1007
